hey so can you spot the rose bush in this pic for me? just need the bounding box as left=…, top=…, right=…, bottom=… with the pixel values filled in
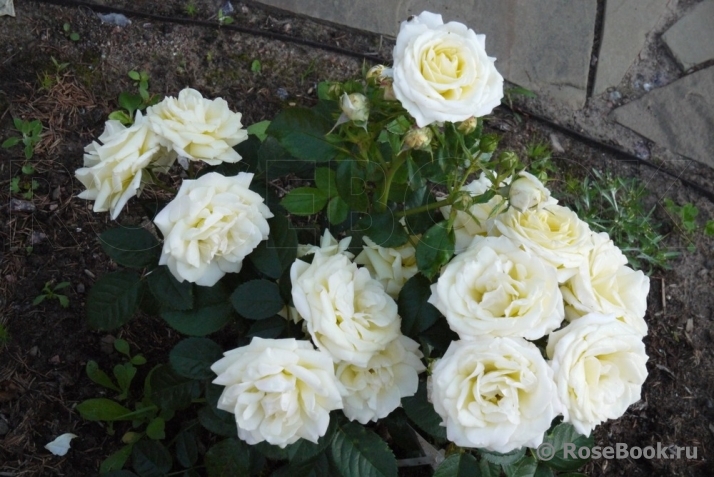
left=210, top=338, right=344, bottom=447
left=431, top=337, right=561, bottom=453
left=392, top=11, right=504, bottom=127
left=153, top=172, right=272, bottom=286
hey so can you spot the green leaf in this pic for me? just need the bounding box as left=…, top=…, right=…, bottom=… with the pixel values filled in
left=86, top=360, right=121, bottom=392
left=147, top=266, right=193, bottom=311
left=198, top=405, right=238, bottom=437
left=32, top=295, right=46, bottom=306
left=533, top=464, right=554, bottom=477
left=108, top=111, right=132, bottom=124
left=251, top=59, right=262, bottom=73
left=161, top=284, right=233, bottom=336
left=249, top=212, right=298, bottom=279
left=99, top=227, right=160, bottom=268
left=539, top=422, right=593, bottom=472
left=254, top=441, right=289, bottom=461
left=433, top=453, right=481, bottom=477
left=416, top=222, right=454, bottom=280
left=281, top=187, right=329, bottom=216
left=335, top=159, right=369, bottom=212
left=169, top=337, right=223, bottom=380
left=146, top=417, right=166, bottom=440
left=76, top=398, right=133, bottom=421
left=402, top=381, right=446, bottom=441
left=267, top=107, right=338, bottom=162
left=247, top=315, right=286, bottom=338
left=479, top=447, right=526, bottom=466
left=231, top=279, right=284, bottom=320
left=132, top=439, right=172, bottom=477
left=104, top=472, right=139, bottom=477
left=706, top=220, right=714, bottom=236
left=1, top=137, right=21, bottom=148
left=118, top=92, right=143, bottom=115
left=327, top=196, right=349, bottom=224
left=502, top=455, right=538, bottom=477
left=100, top=444, right=133, bottom=474
left=114, top=338, right=131, bottom=356
left=113, top=363, right=137, bottom=397
left=258, top=136, right=315, bottom=180
left=150, top=365, right=201, bottom=412
left=315, top=167, right=337, bottom=197
left=398, top=274, right=441, bottom=337
left=247, top=120, right=270, bottom=141
left=330, top=422, right=397, bottom=477
left=479, top=459, right=501, bottom=477
left=128, top=71, right=141, bottom=81
left=357, top=212, right=409, bottom=248
left=87, top=271, right=142, bottom=331
left=205, top=438, right=251, bottom=477
left=70, top=32, right=80, bottom=41
left=175, top=425, right=199, bottom=468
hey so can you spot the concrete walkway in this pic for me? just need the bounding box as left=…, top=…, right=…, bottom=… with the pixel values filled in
left=257, top=0, right=714, bottom=170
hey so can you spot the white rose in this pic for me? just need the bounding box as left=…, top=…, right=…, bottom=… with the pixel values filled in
left=211, top=338, right=343, bottom=448
left=508, top=171, right=557, bottom=212
left=146, top=88, right=248, bottom=166
left=560, top=232, right=649, bottom=336
left=153, top=172, right=273, bottom=286
left=547, top=313, right=648, bottom=436
left=431, top=338, right=560, bottom=453
left=428, top=236, right=564, bottom=340
left=354, top=236, right=418, bottom=298
left=340, top=93, right=369, bottom=122
left=297, top=229, right=354, bottom=260
left=495, top=204, right=593, bottom=282
left=336, top=335, right=425, bottom=424
left=76, top=112, right=176, bottom=220
left=439, top=173, right=507, bottom=254
left=291, top=251, right=401, bottom=367
left=392, top=11, right=504, bottom=127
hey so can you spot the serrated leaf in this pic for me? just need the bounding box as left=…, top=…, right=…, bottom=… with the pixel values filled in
left=327, top=196, right=349, bottom=224
left=479, top=459, right=501, bottom=477
left=146, top=417, right=165, bottom=440
left=479, top=447, right=526, bottom=466
left=357, top=212, right=409, bottom=248
left=169, top=337, right=223, bottom=380
left=335, top=159, right=369, bottom=212
left=99, top=227, right=160, bottom=269
left=433, top=453, right=480, bottom=477
left=539, top=422, right=593, bottom=472
left=231, top=279, right=284, bottom=320
left=150, top=365, right=201, bottom=412
left=86, top=360, right=120, bottom=392
left=198, top=405, right=237, bottom=437
left=161, top=284, right=232, bottom=336
left=147, top=266, right=193, bottom=311
left=402, top=381, right=446, bottom=441
left=205, top=438, right=251, bottom=477
left=266, top=108, right=338, bottom=162
left=131, top=439, right=172, bottom=477
left=315, top=167, right=337, bottom=196
left=76, top=398, right=133, bottom=421
left=416, top=222, right=454, bottom=280
left=281, top=187, right=329, bottom=216
left=87, top=271, right=142, bottom=331
left=330, top=422, right=397, bottom=477
left=247, top=315, right=286, bottom=338
left=533, top=463, right=555, bottom=477
left=248, top=120, right=270, bottom=141
left=502, top=455, right=538, bottom=477
left=100, top=444, right=133, bottom=474
left=175, top=425, right=199, bottom=468
left=398, top=274, right=440, bottom=337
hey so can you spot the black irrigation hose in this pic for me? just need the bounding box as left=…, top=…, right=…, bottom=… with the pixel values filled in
left=29, top=0, right=714, bottom=203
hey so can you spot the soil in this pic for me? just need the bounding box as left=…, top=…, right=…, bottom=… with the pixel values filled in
left=1, top=1, right=713, bottom=476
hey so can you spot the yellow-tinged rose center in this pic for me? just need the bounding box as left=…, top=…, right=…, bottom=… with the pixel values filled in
left=419, top=42, right=471, bottom=100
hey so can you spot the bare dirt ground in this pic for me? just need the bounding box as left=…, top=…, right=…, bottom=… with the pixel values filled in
left=1, top=1, right=713, bottom=476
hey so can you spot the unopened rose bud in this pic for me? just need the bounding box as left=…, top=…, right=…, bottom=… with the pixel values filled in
left=509, top=171, right=556, bottom=212
left=497, top=151, right=519, bottom=170
left=340, top=93, right=369, bottom=122
left=366, top=64, right=388, bottom=84
left=403, top=127, right=433, bottom=150
left=327, top=83, right=343, bottom=100
left=479, top=134, right=499, bottom=153
left=457, top=117, right=478, bottom=135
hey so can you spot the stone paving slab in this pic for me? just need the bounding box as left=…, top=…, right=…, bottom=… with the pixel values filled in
left=256, top=0, right=597, bottom=108
left=0, top=0, right=15, bottom=17
left=593, top=0, right=668, bottom=95
left=663, top=0, right=714, bottom=71
left=612, top=66, right=714, bottom=168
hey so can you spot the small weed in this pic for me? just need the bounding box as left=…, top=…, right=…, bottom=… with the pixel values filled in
left=300, top=59, right=317, bottom=84
left=251, top=59, right=262, bottom=74
left=663, top=199, right=714, bottom=251
left=108, top=71, right=159, bottom=124
left=39, top=56, right=70, bottom=91
left=62, top=22, right=80, bottom=41
left=0, top=323, right=9, bottom=347
left=184, top=1, right=197, bottom=16
left=524, top=142, right=557, bottom=181
left=2, top=118, right=42, bottom=159
left=33, top=281, right=71, bottom=308
left=218, top=10, right=234, bottom=25
left=128, top=70, right=151, bottom=101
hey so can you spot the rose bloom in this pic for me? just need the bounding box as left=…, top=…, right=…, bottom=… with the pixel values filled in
left=547, top=313, right=648, bottom=436
left=354, top=236, right=418, bottom=298
left=146, top=88, right=248, bottom=166
left=431, top=338, right=560, bottom=453
left=439, top=173, right=507, bottom=254
left=429, top=236, right=564, bottom=340
left=211, top=338, right=343, bottom=448
left=392, top=11, right=504, bottom=127
left=561, top=232, right=649, bottom=336
left=291, top=251, right=401, bottom=367
left=508, top=171, right=557, bottom=212
left=76, top=112, right=175, bottom=220
left=297, top=229, right=354, bottom=260
left=495, top=204, right=593, bottom=282
left=153, top=172, right=272, bottom=286
left=336, top=335, right=425, bottom=424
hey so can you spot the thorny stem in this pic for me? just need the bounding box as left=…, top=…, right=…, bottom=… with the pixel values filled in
left=376, top=152, right=406, bottom=212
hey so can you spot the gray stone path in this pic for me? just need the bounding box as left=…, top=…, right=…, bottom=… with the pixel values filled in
left=257, top=0, right=714, bottom=171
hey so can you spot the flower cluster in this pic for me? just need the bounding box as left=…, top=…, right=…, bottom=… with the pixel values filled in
left=427, top=172, right=650, bottom=451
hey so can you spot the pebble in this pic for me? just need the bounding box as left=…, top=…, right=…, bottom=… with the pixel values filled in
left=0, top=420, right=9, bottom=436
left=10, top=199, right=35, bottom=213
left=51, top=186, right=61, bottom=200
left=29, top=346, right=39, bottom=356
left=609, top=90, right=622, bottom=101
left=30, top=231, right=46, bottom=245
left=76, top=283, right=85, bottom=293
left=84, top=269, right=95, bottom=278
left=276, top=87, right=289, bottom=100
